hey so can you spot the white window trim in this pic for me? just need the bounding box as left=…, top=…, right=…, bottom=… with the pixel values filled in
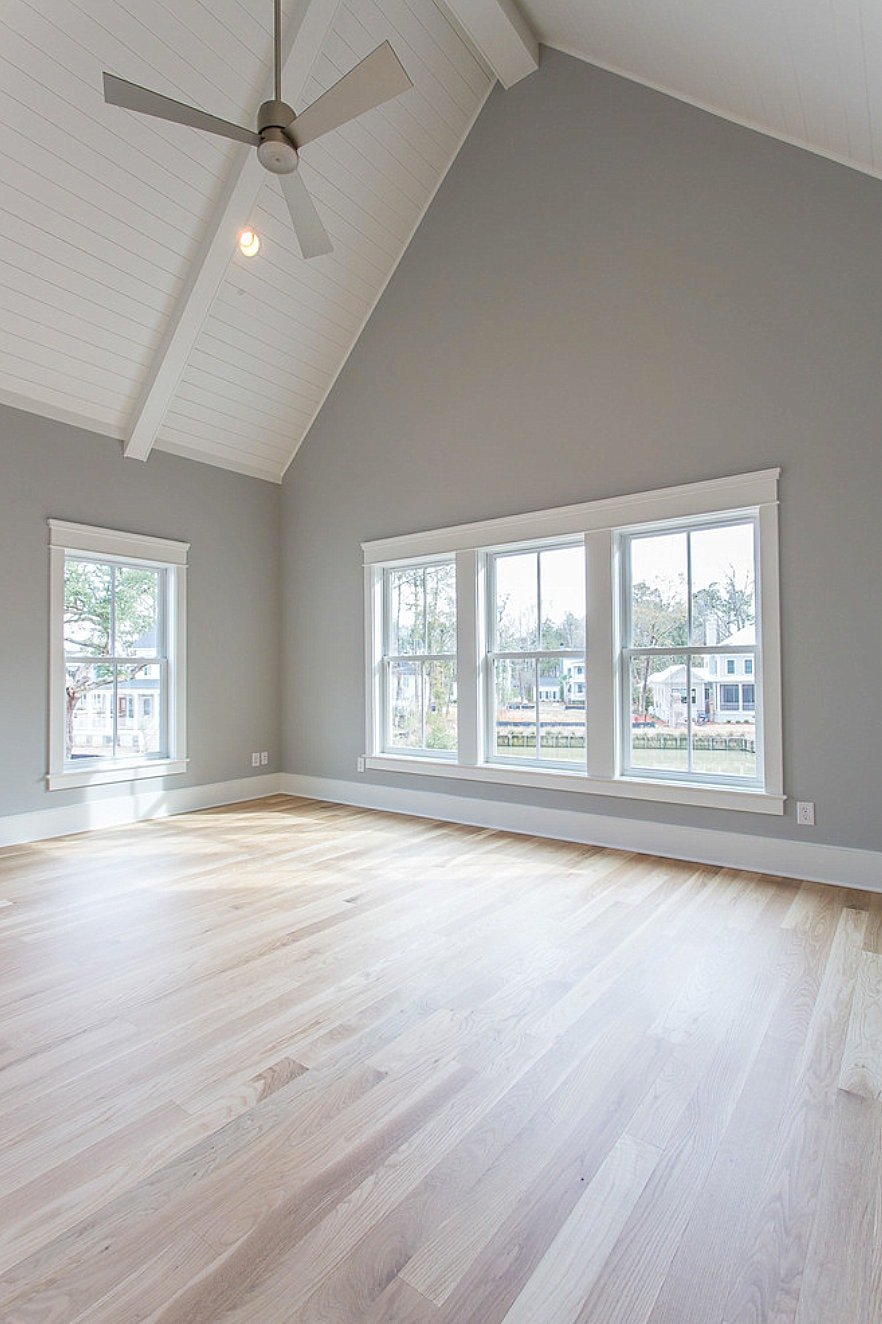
left=363, top=471, right=784, bottom=815
left=48, top=520, right=189, bottom=791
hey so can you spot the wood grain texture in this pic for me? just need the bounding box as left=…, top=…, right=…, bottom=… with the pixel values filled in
left=839, top=950, right=882, bottom=1100
left=0, top=794, right=878, bottom=1323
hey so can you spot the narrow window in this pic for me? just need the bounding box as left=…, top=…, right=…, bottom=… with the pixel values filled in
left=487, top=544, right=586, bottom=767
left=383, top=561, right=457, bottom=755
left=621, top=518, right=759, bottom=785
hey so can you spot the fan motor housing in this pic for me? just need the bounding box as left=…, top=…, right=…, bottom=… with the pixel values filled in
left=257, top=127, right=298, bottom=174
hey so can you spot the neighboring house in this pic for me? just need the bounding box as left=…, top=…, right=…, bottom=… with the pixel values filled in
left=563, top=658, right=586, bottom=705
left=538, top=675, right=561, bottom=703
left=648, top=625, right=757, bottom=725
left=69, top=623, right=162, bottom=755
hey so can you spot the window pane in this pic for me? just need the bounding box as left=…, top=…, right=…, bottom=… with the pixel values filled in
left=65, top=663, right=114, bottom=760
left=628, top=533, right=688, bottom=647
left=540, top=546, right=585, bottom=649
left=388, top=567, right=426, bottom=655
left=388, top=659, right=456, bottom=752
left=424, top=563, right=456, bottom=655
left=492, top=658, right=536, bottom=760
left=628, top=654, right=689, bottom=773
left=114, top=566, right=161, bottom=657
left=691, top=656, right=757, bottom=779
left=424, top=660, right=457, bottom=752
left=539, top=657, right=586, bottom=763
left=388, top=659, right=423, bottom=746
left=64, top=559, right=112, bottom=656
left=117, top=663, right=164, bottom=757
left=495, top=552, right=538, bottom=651
left=690, top=521, right=755, bottom=647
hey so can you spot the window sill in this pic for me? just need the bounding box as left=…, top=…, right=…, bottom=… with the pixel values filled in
left=47, top=759, right=188, bottom=791
left=363, top=754, right=785, bottom=815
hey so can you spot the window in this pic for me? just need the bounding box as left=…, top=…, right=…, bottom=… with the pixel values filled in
left=621, top=516, right=759, bottom=785
left=487, top=544, right=585, bottom=766
left=382, top=560, right=456, bottom=755
left=364, top=469, right=783, bottom=814
left=49, top=521, right=188, bottom=790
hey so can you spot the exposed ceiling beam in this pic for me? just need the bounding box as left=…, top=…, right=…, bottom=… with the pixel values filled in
left=123, top=0, right=340, bottom=462
left=440, top=0, right=538, bottom=89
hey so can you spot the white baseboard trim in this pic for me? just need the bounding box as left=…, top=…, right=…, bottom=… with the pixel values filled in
left=280, top=772, right=882, bottom=894
left=0, top=774, right=283, bottom=848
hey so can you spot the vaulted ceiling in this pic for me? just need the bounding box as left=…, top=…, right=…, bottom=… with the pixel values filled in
left=3, top=1, right=881, bottom=483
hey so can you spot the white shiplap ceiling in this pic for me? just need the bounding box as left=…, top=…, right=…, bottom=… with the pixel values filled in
left=3, top=1, right=881, bottom=482
left=0, top=0, right=492, bottom=481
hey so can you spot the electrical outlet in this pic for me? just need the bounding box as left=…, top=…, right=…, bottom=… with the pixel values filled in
left=251, top=752, right=260, bottom=768
left=796, top=801, right=815, bottom=827
left=260, top=752, right=268, bottom=766
left=356, top=756, right=365, bottom=773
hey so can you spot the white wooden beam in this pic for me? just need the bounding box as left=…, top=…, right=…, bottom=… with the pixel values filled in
left=124, top=0, right=340, bottom=462
left=440, top=0, right=538, bottom=89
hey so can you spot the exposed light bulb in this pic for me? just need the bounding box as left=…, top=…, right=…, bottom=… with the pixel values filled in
left=239, top=228, right=260, bottom=258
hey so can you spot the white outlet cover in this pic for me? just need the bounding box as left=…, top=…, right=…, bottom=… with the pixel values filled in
left=796, top=801, right=815, bottom=826
left=260, top=752, right=268, bottom=765
left=251, top=753, right=260, bottom=767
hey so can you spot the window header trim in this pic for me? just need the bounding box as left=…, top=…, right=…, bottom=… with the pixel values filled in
left=49, top=519, right=190, bottom=567
left=362, top=469, right=779, bottom=566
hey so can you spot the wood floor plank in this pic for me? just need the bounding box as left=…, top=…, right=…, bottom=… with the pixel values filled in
left=0, top=796, right=877, bottom=1323
left=839, top=950, right=882, bottom=1100
left=501, top=1133, right=662, bottom=1324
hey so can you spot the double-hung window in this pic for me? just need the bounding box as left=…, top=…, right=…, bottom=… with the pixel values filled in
left=381, top=560, right=457, bottom=756
left=48, top=521, right=188, bottom=789
left=364, top=469, right=783, bottom=814
left=487, top=544, right=585, bottom=766
left=620, top=516, right=760, bottom=786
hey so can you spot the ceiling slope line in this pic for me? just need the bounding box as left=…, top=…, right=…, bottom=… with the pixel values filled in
left=280, top=74, right=494, bottom=481
left=122, top=0, right=343, bottom=463
left=542, top=40, right=882, bottom=187
left=438, top=0, right=538, bottom=89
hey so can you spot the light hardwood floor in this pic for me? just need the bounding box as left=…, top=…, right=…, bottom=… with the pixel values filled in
left=0, top=794, right=880, bottom=1323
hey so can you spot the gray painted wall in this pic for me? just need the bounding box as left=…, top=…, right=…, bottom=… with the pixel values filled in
left=281, top=47, right=882, bottom=852
left=0, top=406, right=281, bottom=817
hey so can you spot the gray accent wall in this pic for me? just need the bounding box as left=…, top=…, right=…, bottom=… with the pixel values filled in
left=281, top=47, right=882, bottom=852
left=0, top=406, right=281, bottom=817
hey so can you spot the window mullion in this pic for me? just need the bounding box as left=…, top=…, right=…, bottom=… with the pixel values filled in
left=586, top=529, right=616, bottom=780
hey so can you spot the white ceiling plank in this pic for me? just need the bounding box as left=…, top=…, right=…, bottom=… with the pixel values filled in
left=122, top=0, right=342, bottom=462
left=438, top=0, right=538, bottom=88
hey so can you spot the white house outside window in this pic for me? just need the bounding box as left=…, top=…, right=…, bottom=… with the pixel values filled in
left=363, top=470, right=783, bottom=815
left=48, top=521, right=188, bottom=790
left=620, top=516, right=761, bottom=786
left=487, top=544, right=585, bottom=767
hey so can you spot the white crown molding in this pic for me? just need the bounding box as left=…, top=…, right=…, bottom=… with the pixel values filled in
left=0, top=774, right=282, bottom=848
left=279, top=773, right=882, bottom=895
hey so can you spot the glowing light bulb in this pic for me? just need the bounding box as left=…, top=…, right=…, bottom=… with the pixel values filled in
left=239, top=228, right=260, bottom=258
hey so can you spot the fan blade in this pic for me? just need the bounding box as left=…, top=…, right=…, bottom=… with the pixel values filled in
left=279, top=171, right=332, bottom=259
left=285, top=42, right=412, bottom=149
left=103, top=73, right=259, bottom=146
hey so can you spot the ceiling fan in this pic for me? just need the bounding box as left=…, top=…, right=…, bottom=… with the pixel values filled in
left=102, top=1, right=413, bottom=259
